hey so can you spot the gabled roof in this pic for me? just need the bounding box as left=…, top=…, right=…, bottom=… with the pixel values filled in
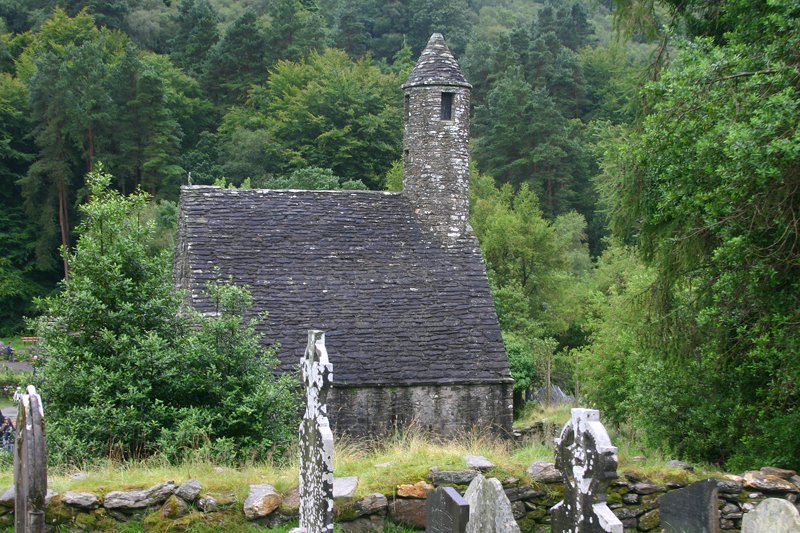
left=403, top=33, right=472, bottom=89
left=174, top=186, right=511, bottom=388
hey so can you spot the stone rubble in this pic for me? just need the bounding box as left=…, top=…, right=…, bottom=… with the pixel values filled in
left=397, top=481, right=433, bottom=498
left=103, top=481, right=178, bottom=511
left=463, top=455, right=496, bottom=471
left=243, top=484, right=282, bottom=520
left=174, top=479, right=202, bottom=502
left=61, top=491, right=100, bottom=509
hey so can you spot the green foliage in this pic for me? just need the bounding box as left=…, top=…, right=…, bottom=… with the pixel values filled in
left=593, top=0, right=800, bottom=468
left=382, top=159, right=402, bottom=191
left=407, top=0, right=472, bottom=56
left=168, top=0, right=220, bottom=74
left=219, top=49, right=402, bottom=189
left=470, top=167, right=588, bottom=411
left=108, top=44, right=183, bottom=197
left=33, top=167, right=300, bottom=465
left=467, top=1, right=599, bottom=221
left=0, top=71, right=59, bottom=335
left=258, top=167, right=367, bottom=190
left=201, top=9, right=270, bottom=107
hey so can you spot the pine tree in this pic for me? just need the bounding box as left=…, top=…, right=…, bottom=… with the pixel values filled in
left=201, top=10, right=270, bottom=107
left=21, top=52, right=78, bottom=279
left=168, top=0, right=220, bottom=75
left=264, top=0, right=328, bottom=65
left=330, top=0, right=375, bottom=59
left=109, top=45, right=183, bottom=196
left=407, top=0, right=472, bottom=56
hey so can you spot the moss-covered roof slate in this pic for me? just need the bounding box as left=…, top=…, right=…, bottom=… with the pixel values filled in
left=174, top=186, right=511, bottom=388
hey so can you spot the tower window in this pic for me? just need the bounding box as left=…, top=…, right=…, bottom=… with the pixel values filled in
left=405, top=94, right=410, bottom=120
left=441, top=92, right=453, bottom=120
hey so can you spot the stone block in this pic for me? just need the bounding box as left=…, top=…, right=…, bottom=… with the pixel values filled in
left=243, top=484, right=282, bottom=520
left=62, top=491, right=100, bottom=510
left=426, top=486, right=469, bottom=533
left=463, top=474, right=520, bottom=533
left=741, top=498, right=800, bottom=533
left=398, top=481, right=433, bottom=499
left=429, top=470, right=480, bottom=486
left=160, top=495, right=190, bottom=519
left=334, top=477, right=359, bottom=499
left=175, top=480, right=202, bottom=503
left=745, top=471, right=799, bottom=493
left=660, top=478, right=719, bottom=533
left=389, top=499, right=426, bottom=529
left=463, top=455, right=495, bottom=471
left=104, top=481, right=178, bottom=510
left=526, top=462, right=561, bottom=483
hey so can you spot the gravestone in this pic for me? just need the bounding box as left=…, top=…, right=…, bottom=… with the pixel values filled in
left=14, top=385, right=47, bottom=533
left=426, top=486, right=469, bottom=533
left=298, top=330, right=334, bottom=533
left=660, top=478, right=719, bottom=533
left=551, top=408, right=623, bottom=533
left=741, top=498, right=800, bottom=533
left=463, top=474, right=519, bottom=533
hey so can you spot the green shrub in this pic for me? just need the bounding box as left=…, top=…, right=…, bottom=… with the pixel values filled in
left=32, top=167, right=300, bottom=466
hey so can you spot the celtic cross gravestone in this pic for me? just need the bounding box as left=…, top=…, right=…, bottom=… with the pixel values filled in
left=298, top=330, right=334, bottom=533
left=14, top=385, right=47, bottom=533
left=551, top=408, right=623, bottom=533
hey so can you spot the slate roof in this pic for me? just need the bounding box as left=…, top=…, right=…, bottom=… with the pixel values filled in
left=403, top=33, right=472, bottom=89
left=174, top=186, right=512, bottom=388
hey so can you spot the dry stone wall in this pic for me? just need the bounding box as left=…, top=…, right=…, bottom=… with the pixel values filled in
left=2, top=464, right=798, bottom=532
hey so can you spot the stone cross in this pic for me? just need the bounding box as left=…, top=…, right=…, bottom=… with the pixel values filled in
left=298, top=330, right=334, bottom=533
left=426, top=486, right=470, bottom=533
left=14, top=385, right=47, bottom=533
left=551, top=408, right=623, bottom=533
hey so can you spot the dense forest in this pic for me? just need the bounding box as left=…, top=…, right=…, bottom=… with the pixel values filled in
left=1, top=0, right=797, bottom=470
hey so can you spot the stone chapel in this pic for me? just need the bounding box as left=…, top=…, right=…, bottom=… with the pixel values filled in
left=172, top=33, right=514, bottom=437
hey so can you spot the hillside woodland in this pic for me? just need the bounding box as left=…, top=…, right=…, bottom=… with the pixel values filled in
left=0, top=0, right=798, bottom=471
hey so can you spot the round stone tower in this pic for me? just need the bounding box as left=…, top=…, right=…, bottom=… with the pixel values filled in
left=402, top=33, right=472, bottom=241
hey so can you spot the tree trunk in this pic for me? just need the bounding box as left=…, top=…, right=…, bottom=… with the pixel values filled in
left=546, top=352, right=551, bottom=408
left=57, top=172, right=70, bottom=282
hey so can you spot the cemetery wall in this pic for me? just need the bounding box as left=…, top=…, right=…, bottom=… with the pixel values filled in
left=328, top=383, right=514, bottom=438
left=7, top=464, right=798, bottom=532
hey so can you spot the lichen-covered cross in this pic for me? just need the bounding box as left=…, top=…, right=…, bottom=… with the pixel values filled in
left=298, top=330, right=334, bottom=533
left=551, top=408, right=623, bottom=533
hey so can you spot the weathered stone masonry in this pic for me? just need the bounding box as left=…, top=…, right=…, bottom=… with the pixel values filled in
left=403, top=33, right=472, bottom=242
left=172, top=33, right=514, bottom=438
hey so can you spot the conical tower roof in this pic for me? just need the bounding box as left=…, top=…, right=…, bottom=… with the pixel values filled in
left=402, top=33, right=472, bottom=89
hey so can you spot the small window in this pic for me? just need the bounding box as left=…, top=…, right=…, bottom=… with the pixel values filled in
left=404, top=94, right=410, bottom=119
left=441, top=92, right=453, bottom=120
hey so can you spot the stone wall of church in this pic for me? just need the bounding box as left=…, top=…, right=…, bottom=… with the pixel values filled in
left=402, top=85, right=471, bottom=241
left=328, top=382, right=514, bottom=438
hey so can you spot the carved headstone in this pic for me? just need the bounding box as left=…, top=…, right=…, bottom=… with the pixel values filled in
left=660, top=478, right=720, bottom=533
left=742, top=498, right=800, bottom=533
left=426, top=487, right=469, bottom=533
left=299, top=330, right=334, bottom=533
left=551, top=408, right=623, bottom=533
left=14, top=385, right=47, bottom=533
left=463, top=474, right=519, bottom=533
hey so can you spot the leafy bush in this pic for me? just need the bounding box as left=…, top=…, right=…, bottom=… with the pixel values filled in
left=33, top=167, right=300, bottom=466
